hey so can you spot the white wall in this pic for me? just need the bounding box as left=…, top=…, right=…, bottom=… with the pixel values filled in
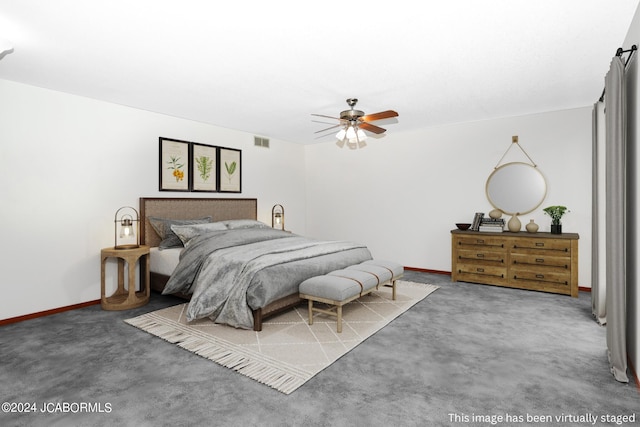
left=305, top=108, right=593, bottom=282
left=0, top=79, right=306, bottom=321
left=0, top=78, right=595, bottom=324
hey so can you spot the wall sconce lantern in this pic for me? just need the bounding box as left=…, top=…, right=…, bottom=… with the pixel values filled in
left=272, top=204, right=285, bottom=231
left=114, top=206, right=140, bottom=249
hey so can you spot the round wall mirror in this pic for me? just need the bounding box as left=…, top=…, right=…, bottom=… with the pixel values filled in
left=485, top=162, right=547, bottom=215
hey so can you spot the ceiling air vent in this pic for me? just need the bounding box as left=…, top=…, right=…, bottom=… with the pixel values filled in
left=254, top=136, right=270, bottom=148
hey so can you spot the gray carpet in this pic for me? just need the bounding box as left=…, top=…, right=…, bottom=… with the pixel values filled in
left=1, top=271, right=637, bottom=427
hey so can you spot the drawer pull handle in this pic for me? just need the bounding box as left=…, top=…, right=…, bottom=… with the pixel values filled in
left=477, top=239, right=484, bottom=244
left=477, top=268, right=484, bottom=272
left=536, top=274, right=544, bottom=279
left=536, top=242, right=544, bottom=247
left=476, top=254, right=484, bottom=258
left=536, top=259, right=545, bottom=263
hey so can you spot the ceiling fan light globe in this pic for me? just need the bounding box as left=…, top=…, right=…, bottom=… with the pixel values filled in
left=335, top=129, right=346, bottom=140
left=346, top=126, right=357, bottom=139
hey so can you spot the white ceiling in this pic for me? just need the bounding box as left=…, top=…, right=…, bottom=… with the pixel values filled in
left=0, top=1, right=639, bottom=144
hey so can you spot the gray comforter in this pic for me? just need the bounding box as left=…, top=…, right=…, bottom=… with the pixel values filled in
left=163, top=228, right=372, bottom=329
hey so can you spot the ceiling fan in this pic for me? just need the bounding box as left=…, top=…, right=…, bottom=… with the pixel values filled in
left=312, top=98, right=399, bottom=148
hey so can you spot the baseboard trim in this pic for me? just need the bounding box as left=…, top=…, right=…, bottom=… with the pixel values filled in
left=404, top=266, right=451, bottom=276
left=0, top=300, right=101, bottom=326
left=0, top=274, right=592, bottom=325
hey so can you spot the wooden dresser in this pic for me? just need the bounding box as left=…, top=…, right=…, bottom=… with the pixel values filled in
left=451, top=230, right=579, bottom=297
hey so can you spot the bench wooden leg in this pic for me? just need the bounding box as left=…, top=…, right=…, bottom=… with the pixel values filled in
left=308, top=299, right=314, bottom=325
left=392, top=279, right=397, bottom=300
left=336, top=305, right=342, bottom=333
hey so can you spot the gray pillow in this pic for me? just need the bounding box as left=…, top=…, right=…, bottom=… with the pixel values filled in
left=171, top=222, right=228, bottom=246
left=149, top=216, right=212, bottom=249
left=222, top=219, right=270, bottom=230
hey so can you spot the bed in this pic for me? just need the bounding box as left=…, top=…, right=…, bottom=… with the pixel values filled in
left=140, top=197, right=372, bottom=331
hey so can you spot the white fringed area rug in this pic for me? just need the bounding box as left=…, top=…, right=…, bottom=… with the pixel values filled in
left=125, top=281, right=438, bottom=394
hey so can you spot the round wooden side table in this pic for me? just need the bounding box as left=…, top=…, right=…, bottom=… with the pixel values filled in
left=100, top=245, right=150, bottom=310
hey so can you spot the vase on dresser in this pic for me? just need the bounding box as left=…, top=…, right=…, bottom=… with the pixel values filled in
left=489, top=209, right=502, bottom=219
left=507, top=214, right=521, bottom=232
left=525, top=219, right=539, bottom=233
left=551, top=224, right=562, bottom=234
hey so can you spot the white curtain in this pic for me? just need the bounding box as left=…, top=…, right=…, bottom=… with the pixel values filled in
left=591, top=101, right=607, bottom=326
left=604, top=55, right=629, bottom=383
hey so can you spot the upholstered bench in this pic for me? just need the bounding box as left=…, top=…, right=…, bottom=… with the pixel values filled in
left=354, top=259, right=404, bottom=299
left=299, top=260, right=404, bottom=332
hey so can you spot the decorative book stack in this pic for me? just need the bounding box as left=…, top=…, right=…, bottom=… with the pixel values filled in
left=471, top=212, right=484, bottom=231
left=478, top=218, right=505, bottom=232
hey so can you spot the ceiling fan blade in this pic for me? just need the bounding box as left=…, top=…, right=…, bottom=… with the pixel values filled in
left=359, top=122, right=387, bottom=134
left=314, top=124, right=343, bottom=134
left=361, top=110, right=399, bottom=122
left=311, top=113, right=343, bottom=121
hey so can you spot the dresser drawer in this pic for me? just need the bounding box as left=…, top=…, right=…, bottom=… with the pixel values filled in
left=456, top=263, right=508, bottom=285
left=511, top=270, right=570, bottom=286
left=510, top=270, right=572, bottom=295
left=510, top=253, right=571, bottom=271
left=511, top=238, right=571, bottom=253
left=457, top=249, right=506, bottom=265
left=454, top=236, right=506, bottom=250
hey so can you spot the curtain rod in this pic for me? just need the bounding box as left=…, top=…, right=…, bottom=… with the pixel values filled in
left=599, top=44, right=637, bottom=102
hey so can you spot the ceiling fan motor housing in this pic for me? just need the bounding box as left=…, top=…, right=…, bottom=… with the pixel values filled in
left=340, top=109, right=364, bottom=121
left=341, top=97, right=364, bottom=121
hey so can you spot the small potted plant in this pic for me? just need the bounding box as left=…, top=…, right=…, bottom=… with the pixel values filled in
left=543, top=205, right=569, bottom=234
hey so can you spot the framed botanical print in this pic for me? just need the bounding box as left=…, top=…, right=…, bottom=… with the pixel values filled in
left=159, top=137, right=190, bottom=191
left=191, top=143, right=217, bottom=192
left=218, top=147, right=242, bottom=193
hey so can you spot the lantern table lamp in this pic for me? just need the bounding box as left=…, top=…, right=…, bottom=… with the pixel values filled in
left=114, top=206, right=140, bottom=249
left=272, top=204, right=285, bottom=231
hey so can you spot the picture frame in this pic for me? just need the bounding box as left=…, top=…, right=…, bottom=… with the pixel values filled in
left=191, top=142, right=218, bottom=192
left=218, top=147, right=242, bottom=193
left=159, top=137, right=190, bottom=192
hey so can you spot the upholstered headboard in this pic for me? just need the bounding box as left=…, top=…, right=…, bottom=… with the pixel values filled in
left=139, top=197, right=258, bottom=247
